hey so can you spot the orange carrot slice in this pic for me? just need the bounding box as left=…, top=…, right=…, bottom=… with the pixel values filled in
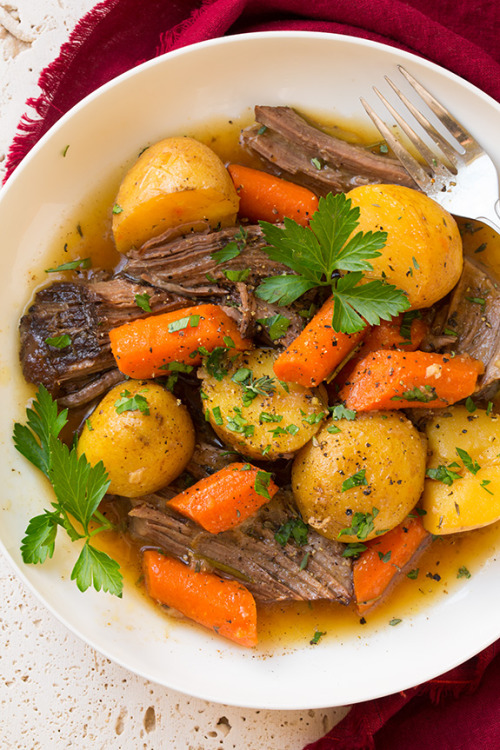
left=353, top=515, right=431, bottom=614
left=340, top=350, right=483, bottom=411
left=228, top=164, right=318, bottom=226
left=168, top=462, right=278, bottom=534
left=273, top=296, right=369, bottom=387
left=109, top=304, right=251, bottom=378
left=143, top=550, right=258, bottom=647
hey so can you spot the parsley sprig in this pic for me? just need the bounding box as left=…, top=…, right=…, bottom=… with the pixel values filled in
left=255, top=193, right=409, bottom=333
left=13, top=386, right=123, bottom=596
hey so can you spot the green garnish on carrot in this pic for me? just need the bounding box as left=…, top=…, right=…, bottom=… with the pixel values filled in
left=109, top=304, right=251, bottom=379
left=167, top=462, right=278, bottom=534
left=255, top=192, right=409, bottom=334
left=13, top=386, right=122, bottom=596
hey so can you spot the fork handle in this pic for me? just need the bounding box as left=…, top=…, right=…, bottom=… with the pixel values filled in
left=476, top=199, right=500, bottom=234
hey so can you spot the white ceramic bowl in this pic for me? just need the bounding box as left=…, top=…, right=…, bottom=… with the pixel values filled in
left=1, top=32, right=500, bottom=709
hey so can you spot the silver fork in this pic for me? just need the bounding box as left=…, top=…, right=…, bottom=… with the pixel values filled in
left=361, top=66, right=500, bottom=233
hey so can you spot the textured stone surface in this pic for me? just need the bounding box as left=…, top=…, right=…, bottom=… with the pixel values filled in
left=0, top=2, right=348, bottom=746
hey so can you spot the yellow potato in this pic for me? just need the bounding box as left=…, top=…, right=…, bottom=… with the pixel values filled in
left=77, top=380, right=195, bottom=497
left=112, top=137, right=239, bottom=252
left=346, top=184, right=463, bottom=309
left=422, top=406, right=500, bottom=534
left=201, top=348, right=327, bottom=461
left=292, top=411, right=426, bottom=542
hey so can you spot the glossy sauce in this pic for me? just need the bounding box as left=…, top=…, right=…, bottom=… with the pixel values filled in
left=31, top=112, right=500, bottom=647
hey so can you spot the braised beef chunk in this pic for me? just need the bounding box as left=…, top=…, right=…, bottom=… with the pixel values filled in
left=19, top=278, right=184, bottom=404
left=241, top=106, right=416, bottom=196
left=430, top=257, right=500, bottom=399
left=129, top=493, right=353, bottom=605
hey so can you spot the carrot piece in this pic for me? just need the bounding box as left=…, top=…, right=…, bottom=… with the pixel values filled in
left=273, top=296, right=369, bottom=387
left=353, top=515, right=431, bottom=614
left=228, top=164, right=318, bottom=226
left=339, top=349, right=484, bottom=411
left=331, top=314, right=428, bottom=394
left=361, top=314, right=428, bottom=354
left=168, top=462, right=278, bottom=533
left=109, top=304, right=251, bottom=379
left=143, top=550, right=258, bottom=647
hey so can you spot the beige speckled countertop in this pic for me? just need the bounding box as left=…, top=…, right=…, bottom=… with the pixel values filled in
left=0, top=2, right=348, bottom=747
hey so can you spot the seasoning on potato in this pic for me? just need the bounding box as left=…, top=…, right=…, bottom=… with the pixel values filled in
left=292, top=410, right=427, bottom=542
left=201, top=348, right=328, bottom=461
left=112, top=136, right=239, bottom=252
left=422, top=406, right=500, bottom=534
left=346, top=184, right=463, bottom=309
left=77, top=380, right=195, bottom=497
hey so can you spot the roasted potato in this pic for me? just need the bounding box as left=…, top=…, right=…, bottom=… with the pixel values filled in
left=77, top=380, right=195, bottom=497
left=292, top=411, right=426, bottom=542
left=346, top=184, right=463, bottom=309
left=201, top=348, right=327, bottom=461
left=112, top=137, right=239, bottom=252
left=422, top=406, right=500, bottom=533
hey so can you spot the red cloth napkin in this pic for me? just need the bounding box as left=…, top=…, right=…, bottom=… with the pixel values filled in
left=5, top=1, right=500, bottom=747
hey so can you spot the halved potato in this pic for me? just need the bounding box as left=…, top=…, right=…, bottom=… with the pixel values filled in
left=201, top=348, right=327, bottom=461
left=112, top=137, right=239, bottom=252
left=422, top=406, right=500, bottom=533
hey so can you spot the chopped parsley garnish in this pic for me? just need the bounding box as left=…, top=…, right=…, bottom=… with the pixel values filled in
left=339, top=507, right=379, bottom=540
left=198, top=345, right=233, bottom=381
left=226, top=407, right=254, bottom=437
left=114, top=389, right=150, bottom=415
left=62, top=144, right=70, bottom=157
left=457, top=566, right=471, bottom=579
left=257, top=313, right=291, bottom=341
left=45, top=334, right=72, bottom=349
left=426, top=464, right=462, bottom=486
left=341, top=469, right=368, bottom=492
left=112, top=204, right=123, bottom=214
left=223, top=268, right=251, bottom=282
left=134, top=292, right=152, bottom=312
left=45, top=258, right=91, bottom=273
left=480, top=479, right=494, bottom=495
left=275, top=517, right=309, bottom=547
left=259, top=412, right=283, bottom=423
left=255, top=192, right=409, bottom=334
left=465, top=397, right=477, bottom=413
left=310, top=630, right=326, bottom=645
left=327, top=424, right=341, bottom=434
left=231, top=368, right=276, bottom=406
left=378, top=550, right=392, bottom=563
left=341, top=542, right=367, bottom=558
left=456, top=447, right=480, bottom=475
left=406, top=568, right=419, bottom=580
left=465, top=296, right=486, bottom=306
left=13, top=386, right=122, bottom=596
left=167, top=314, right=200, bottom=333
left=389, top=618, right=402, bottom=626
left=300, top=409, right=327, bottom=425
left=164, top=361, right=193, bottom=373
left=330, top=404, right=357, bottom=421
left=399, top=310, right=421, bottom=342
left=211, top=226, right=248, bottom=264
left=254, top=470, right=273, bottom=500
left=391, top=385, right=437, bottom=403
left=211, top=406, right=223, bottom=425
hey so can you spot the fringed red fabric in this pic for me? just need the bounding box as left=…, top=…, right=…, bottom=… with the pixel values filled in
left=305, top=641, right=500, bottom=750
left=4, top=0, right=500, bottom=746
left=4, top=0, right=500, bottom=181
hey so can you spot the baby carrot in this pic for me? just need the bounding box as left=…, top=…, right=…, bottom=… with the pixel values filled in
left=228, top=164, right=318, bottom=226
left=339, top=349, right=483, bottom=411
left=273, top=296, right=368, bottom=387
left=143, top=550, right=258, bottom=647
left=168, top=462, right=278, bottom=534
left=353, top=515, right=431, bottom=614
left=109, top=304, right=251, bottom=378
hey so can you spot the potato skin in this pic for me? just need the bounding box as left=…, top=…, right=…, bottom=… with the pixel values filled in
left=202, top=348, right=327, bottom=461
left=292, top=411, right=426, bottom=541
left=422, top=406, right=500, bottom=533
left=346, top=184, right=463, bottom=309
left=112, top=137, right=239, bottom=252
left=77, top=380, right=195, bottom=497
